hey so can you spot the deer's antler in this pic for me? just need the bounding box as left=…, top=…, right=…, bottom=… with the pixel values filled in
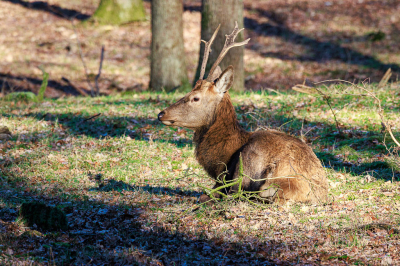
left=206, top=21, right=250, bottom=82
left=199, top=24, right=221, bottom=80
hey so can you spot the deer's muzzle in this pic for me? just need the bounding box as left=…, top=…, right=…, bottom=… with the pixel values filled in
left=158, top=111, right=165, bottom=120
left=158, top=110, right=174, bottom=125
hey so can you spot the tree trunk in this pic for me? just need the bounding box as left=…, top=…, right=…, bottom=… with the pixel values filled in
left=195, top=0, right=245, bottom=91
left=150, top=0, right=187, bottom=91
left=93, top=0, right=145, bottom=25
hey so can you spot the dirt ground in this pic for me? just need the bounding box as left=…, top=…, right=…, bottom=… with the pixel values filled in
left=0, top=0, right=399, bottom=97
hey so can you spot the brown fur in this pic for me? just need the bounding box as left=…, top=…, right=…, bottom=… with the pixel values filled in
left=194, top=94, right=251, bottom=179
left=158, top=67, right=328, bottom=204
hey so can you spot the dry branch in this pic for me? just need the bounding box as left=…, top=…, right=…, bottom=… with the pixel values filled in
left=70, top=19, right=95, bottom=97
left=292, top=83, right=342, bottom=133
left=292, top=84, right=318, bottom=94
left=95, top=45, right=105, bottom=97
left=293, top=79, right=400, bottom=147
left=378, top=68, right=392, bottom=89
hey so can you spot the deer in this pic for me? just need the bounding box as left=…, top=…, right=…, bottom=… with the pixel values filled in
left=158, top=22, right=328, bottom=204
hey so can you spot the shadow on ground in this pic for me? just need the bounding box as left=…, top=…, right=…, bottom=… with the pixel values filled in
left=0, top=73, right=89, bottom=97
left=88, top=173, right=201, bottom=197
left=2, top=109, right=193, bottom=148
left=317, top=151, right=399, bottom=180
left=0, top=172, right=275, bottom=265
left=3, top=0, right=90, bottom=20
left=243, top=17, right=400, bottom=75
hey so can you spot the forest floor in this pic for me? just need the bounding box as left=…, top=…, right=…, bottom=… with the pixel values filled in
left=0, top=0, right=400, bottom=96
left=1, top=0, right=400, bottom=265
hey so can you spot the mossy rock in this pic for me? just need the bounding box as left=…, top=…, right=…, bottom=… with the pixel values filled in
left=19, top=202, right=68, bottom=231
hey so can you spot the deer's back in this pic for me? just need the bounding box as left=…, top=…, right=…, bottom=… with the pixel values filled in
left=247, top=130, right=323, bottom=171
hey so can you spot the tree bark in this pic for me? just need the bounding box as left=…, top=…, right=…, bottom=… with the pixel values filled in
left=150, top=0, right=187, bottom=91
left=195, top=0, right=245, bottom=91
left=93, top=0, right=145, bottom=25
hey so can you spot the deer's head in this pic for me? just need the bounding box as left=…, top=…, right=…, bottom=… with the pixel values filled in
left=158, top=22, right=249, bottom=130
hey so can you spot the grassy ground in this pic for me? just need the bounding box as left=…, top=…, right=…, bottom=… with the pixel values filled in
left=1, top=83, right=400, bottom=265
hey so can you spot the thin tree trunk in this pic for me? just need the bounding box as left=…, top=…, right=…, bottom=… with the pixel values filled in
left=93, top=0, right=146, bottom=25
left=195, top=0, right=245, bottom=92
left=150, top=0, right=187, bottom=91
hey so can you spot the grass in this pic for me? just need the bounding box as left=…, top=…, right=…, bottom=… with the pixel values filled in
left=1, top=83, right=399, bottom=265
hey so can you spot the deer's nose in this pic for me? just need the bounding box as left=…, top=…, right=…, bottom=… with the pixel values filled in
left=158, top=111, right=165, bottom=121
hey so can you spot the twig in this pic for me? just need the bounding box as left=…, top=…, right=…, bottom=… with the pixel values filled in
left=369, top=92, right=400, bottom=147
left=78, top=113, right=101, bottom=125
left=312, top=79, right=400, bottom=147
left=293, top=83, right=342, bottom=133
left=378, top=68, right=392, bottom=89
left=70, top=19, right=95, bottom=97
left=292, top=84, right=318, bottom=94
left=95, top=45, right=105, bottom=97
left=61, top=77, right=89, bottom=96
left=319, top=89, right=342, bottom=134
left=266, top=88, right=283, bottom=95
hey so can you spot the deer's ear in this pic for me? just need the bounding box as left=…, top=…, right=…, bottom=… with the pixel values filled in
left=214, top=66, right=234, bottom=94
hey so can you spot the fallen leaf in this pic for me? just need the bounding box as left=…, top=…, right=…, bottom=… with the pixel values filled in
left=6, top=248, right=14, bottom=255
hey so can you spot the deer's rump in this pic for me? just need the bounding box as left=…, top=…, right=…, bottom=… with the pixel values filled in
left=226, top=130, right=328, bottom=203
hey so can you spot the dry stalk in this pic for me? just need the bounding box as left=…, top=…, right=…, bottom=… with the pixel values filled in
left=378, top=68, right=392, bottom=89
left=292, top=84, right=318, bottom=94
left=70, top=20, right=105, bottom=97
left=293, top=83, right=342, bottom=133
left=95, top=45, right=105, bottom=96
left=70, top=19, right=95, bottom=96
left=293, top=79, right=400, bottom=147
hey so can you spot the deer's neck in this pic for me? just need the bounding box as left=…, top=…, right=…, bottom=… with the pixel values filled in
left=194, top=94, right=251, bottom=179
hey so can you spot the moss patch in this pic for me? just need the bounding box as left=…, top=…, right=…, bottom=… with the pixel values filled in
left=92, top=0, right=146, bottom=25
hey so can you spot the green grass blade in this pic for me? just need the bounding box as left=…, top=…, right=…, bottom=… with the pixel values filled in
left=37, top=67, right=49, bottom=102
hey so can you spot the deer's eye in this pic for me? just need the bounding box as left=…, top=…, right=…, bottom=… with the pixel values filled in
left=193, top=97, right=200, bottom=102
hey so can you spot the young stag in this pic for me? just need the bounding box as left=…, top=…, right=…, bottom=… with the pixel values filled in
left=158, top=22, right=328, bottom=204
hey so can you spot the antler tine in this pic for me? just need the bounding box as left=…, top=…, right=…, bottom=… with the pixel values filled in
left=206, top=21, right=250, bottom=81
left=199, top=24, right=221, bottom=80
